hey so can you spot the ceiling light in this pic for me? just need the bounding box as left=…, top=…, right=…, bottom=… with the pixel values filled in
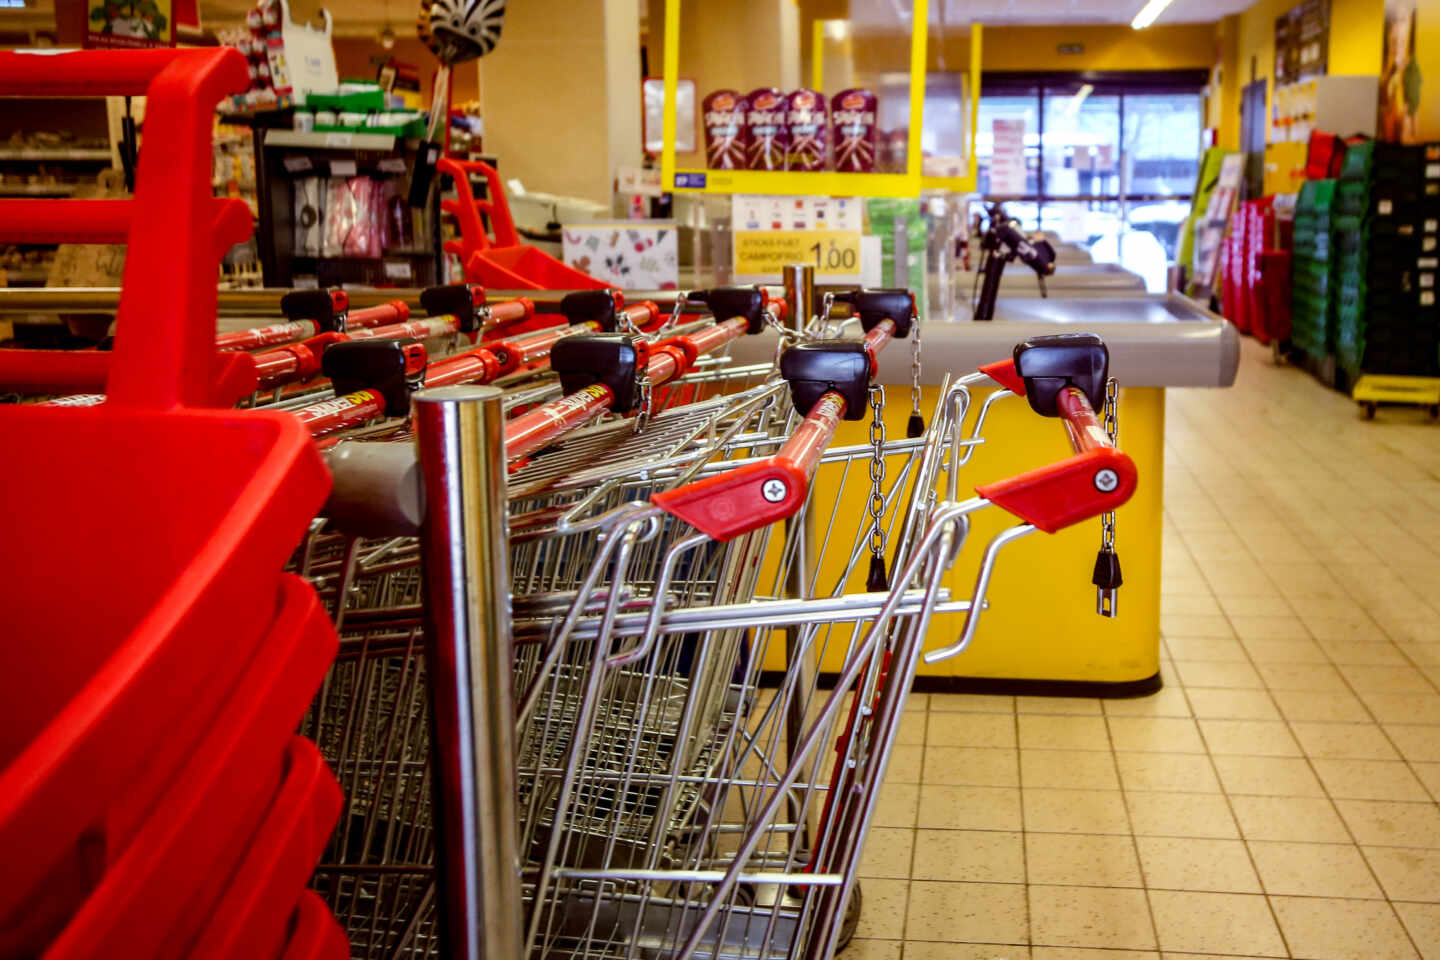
left=1131, top=0, right=1175, bottom=29
left=380, top=25, right=396, bottom=49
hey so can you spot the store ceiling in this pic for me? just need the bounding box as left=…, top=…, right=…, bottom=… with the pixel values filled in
left=856, top=0, right=1254, bottom=26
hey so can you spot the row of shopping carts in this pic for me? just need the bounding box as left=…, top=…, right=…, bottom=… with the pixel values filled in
left=0, top=47, right=1138, bottom=960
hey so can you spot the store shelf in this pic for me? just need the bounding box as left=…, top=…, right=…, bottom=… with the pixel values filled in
left=0, top=184, right=80, bottom=196
left=264, top=130, right=398, bottom=153
left=0, top=148, right=111, bottom=162
left=670, top=168, right=921, bottom=198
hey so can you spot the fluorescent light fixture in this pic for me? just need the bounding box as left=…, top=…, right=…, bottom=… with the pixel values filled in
left=1131, top=0, right=1175, bottom=29
left=822, top=20, right=850, bottom=41
left=1066, top=83, right=1094, bottom=117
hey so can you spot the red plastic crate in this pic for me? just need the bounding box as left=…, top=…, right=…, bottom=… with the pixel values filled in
left=37, top=575, right=336, bottom=960
left=190, top=737, right=341, bottom=960
left=279, top=892, right=350, bottom=960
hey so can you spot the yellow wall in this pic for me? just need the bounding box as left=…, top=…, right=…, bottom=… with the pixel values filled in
left=1216, top=0, right=1387, bottom=149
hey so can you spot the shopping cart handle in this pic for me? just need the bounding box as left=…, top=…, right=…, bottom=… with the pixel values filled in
left=833, top=288, right=916, bottom=338
left=550, top=334, right=649, bottom=414
left=780, top=340, right=872, bottom=422
left=321, top=339, right=428, bottom=416
left=281, top=288, right=348, bottom=333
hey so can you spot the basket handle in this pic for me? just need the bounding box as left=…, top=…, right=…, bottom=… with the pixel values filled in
left=0, top=48, right=251, bottom=410
left=437, top=158, right=519, bottom=262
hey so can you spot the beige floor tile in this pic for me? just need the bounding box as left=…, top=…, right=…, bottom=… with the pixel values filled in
left=909, top=829, right=1024, bottom=883
left=1015, top=697, right=1103, bottom=716
left=1023, top=789, right=1131, bottom=836
left=1242, top=638, right=1329, bottom=664
left=854, top=878, right=910, bottom=940
left=1336, top=799, right=1440, bottom=848
left=928, top=713, right=1018, bottom=749
left=1347, top=664, right=1440, bottom=693
left=1184, top=688, right=1280, bottom=720
left=1312, top=758, right=1432, bottom=801
left=904, top=943, right=1031, bottom=960
left=1146, top=890, right=1285, bottom=956
left=888, top=745, right=925, bottom=783
left=1028, top=886, right=1155, bottom=951
left=1163, top=637, right=1247, bottom=662
left=837, top=939, right=903, bottom=960
left=1103, top=687, right=1194, bottom=718
left=1270, top=896, right=1419, bottom=960
left=861, top=828, right=918, bottom=879
left=1270, top=689, right=1372, bottom=723
left=1256, top=661, right=1350, bottom=692
left=1402, top=643, right=1440, bottom=667
left=922, top=747, right=1020, bottom=788
left=1161, top=615, right=1235, bottom=639
left=1017, top=716, right=1111, bottom=752
left=1229, top=795, right=1350, bottom=842
left=1414, top=762, right=1440, bottom=801
left=1020, top=750, right=1119, bottom=791
left=1212, top=755, right=1325, bottom=797
left=916, top=785, right=1023, bottom=832
left=1032, top=949, right=1155, bottom=960
left=1220, top=595, right=1295, bottom=617
left=1197, top=719, right=1301, bottom=756
left=1125, top=792, right=1238, bottom=839
left=1172, top=661, right=1263, bottom=689
left=1115, top=753, right=1221, bottom=794
left=1386, top=725, right=1440, bottom=762
left=905, top=881, right=1027, bottom=944
left=1163, top=594, right=1222, bottom=616
left=1302, top=614, right=1383, bottom=642
left=929, top=694, right=1016, bottom=714
left=898, top=712, right=928, bottom=745
left=1247, top=840, right=1383, bottom=898
left=1384, top=620, right=1440, bottom=644
left=1291, top=721, right=1401, bottom=759
left=1394, top=901, right=1440, bottom=960
left=1135, top=836, right=1261, bottom=893
left=1318, top=639, right=1410, bottom=666
left=1025, top=833, right=1143, bottom=888
left=1106, top=717, right=1206, bottom=754
left=1360, top=692, right=1440, bottom=726
left=875, top=782, right=920, bottom=827
left=1363, top=846, right=1440, bottom=902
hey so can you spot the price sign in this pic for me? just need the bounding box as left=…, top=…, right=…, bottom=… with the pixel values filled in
left=733, top=229, right=862, bottom=283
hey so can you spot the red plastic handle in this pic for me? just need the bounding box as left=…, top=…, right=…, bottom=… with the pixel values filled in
left=345, top=315, right=461, bottom=342
left=216, top=321, right=317, bottom=353
left=652, top=391, right=847, bottom=542
left=504, top=384, right=614, bottom=462
left=437, top=157, right=519, bottom=259
left=978, top=357, right=1026, bottom=395
left=974, top=386, right=1137, bottom=533
left=292, top=389, right=387, bottom=438
left=345, top=300, right=410, bottom=330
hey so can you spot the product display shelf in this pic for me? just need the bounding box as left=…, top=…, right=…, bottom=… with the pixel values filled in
left=659, top=0, right=981, bottom=198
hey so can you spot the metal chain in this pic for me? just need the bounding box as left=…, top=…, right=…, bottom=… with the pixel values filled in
left=1100, top=376, right=1119, bottom=551
left=868, top=385, right=887, bottom=559
left=909, top=313, right=923, bottom=421
left=661, top=293, right=688, bottom=334
left=634, top=374, right=653, bottom=433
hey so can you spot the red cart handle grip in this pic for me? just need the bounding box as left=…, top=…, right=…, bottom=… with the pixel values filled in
left=974, top=385, right=1136, bottom=534
left=345, top=300, right=410, bottom=330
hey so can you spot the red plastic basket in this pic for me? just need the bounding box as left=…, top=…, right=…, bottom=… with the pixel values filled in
left=0, top=48, right=334, bottom=948
left=191, top=737, right=341, bottom=960
left=439, top=157, right=607, bottom=290
left=279, top=892, right=351, bottom=960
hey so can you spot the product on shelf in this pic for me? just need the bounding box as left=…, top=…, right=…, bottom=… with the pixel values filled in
left=831, top=88, right=877, bottom=173
left=744, top=87, right=787, bottom=171
left=294, top=176, right=324, bottom=256
left=702, top=89, right=747, bottom=170
left=323, top=177, right=382, bottom=259
left=785, top=88, right=827, bottom=172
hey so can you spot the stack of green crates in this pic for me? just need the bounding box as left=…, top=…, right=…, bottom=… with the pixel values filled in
left=1290, top=178, right=1337, bottom=357
left=1332, top=141, right=1440, bottom=381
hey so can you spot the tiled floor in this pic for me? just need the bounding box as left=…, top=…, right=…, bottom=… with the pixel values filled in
left=848, top=338, right=1440, bottom=960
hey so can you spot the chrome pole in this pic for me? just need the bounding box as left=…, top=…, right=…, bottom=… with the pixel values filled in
left=414, top=384, right=521, bottom=960
left=783, top=262, right=815, bottom=329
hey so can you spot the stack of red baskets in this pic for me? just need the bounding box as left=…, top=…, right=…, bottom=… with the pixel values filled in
left=0, top=49, right=346, bottom=960
left=1221, top=197, right=1291, bottom=345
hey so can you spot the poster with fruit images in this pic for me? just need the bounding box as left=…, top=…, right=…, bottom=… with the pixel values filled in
left=562, top=223, right=679, bottom=291
left=87, top=0, right=174, bottom=47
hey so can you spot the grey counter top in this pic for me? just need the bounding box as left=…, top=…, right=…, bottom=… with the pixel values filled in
left=730, top=294, right=1239, bottom=389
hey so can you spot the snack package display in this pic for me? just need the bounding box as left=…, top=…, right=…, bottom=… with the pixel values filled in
left=785, top=88, right=828, bottom=172
left=323, top=177, right=383, bottom=259
left=294, top=176, right=324, bottom=256
left=702, top=90, right=748, bottom=170
left=831, top=88, right=878, bottom=173
left=745, top=87, right=788, bottom=171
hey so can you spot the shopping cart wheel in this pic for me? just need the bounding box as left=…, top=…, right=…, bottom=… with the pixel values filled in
left=1361, top=401, right=1377, bottom=420
left=837, top=882, right=863, bottom=952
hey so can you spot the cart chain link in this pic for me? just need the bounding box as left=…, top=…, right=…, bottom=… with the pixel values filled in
left=634, top=374, right=653, bottom=433
left=662, top=293, right=688, bottom=334
left=1092, top=376, right=1122, bottom=618
left=906, top=313, right=924, bottom=437
left=866, top=384, right=889, bottom=591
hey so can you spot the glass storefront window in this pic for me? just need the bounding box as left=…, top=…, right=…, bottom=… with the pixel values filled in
left=975, top=88, right=1039, bottom=197
left=1042, top=85, right=1120, bottom=199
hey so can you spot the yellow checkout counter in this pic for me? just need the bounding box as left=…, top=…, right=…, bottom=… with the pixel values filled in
left=739, top=294, right=1239, bottom=696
